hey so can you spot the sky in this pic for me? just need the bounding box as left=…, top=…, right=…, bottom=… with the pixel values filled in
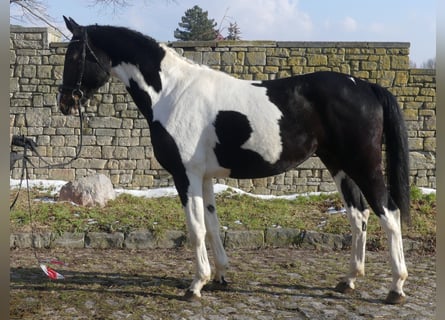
left=10, top=0, right=436, bottom=66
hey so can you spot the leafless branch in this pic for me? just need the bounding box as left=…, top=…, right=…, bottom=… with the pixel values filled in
left=10, top=0, right=70, bottom=39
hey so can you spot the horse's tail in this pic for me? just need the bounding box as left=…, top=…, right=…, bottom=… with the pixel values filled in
left=371, top=83, right=411, bottom=225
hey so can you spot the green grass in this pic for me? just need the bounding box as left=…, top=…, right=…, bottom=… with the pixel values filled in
left=10, top=185, right=435, bottom=247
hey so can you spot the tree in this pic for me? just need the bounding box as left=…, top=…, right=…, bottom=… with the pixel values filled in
left=421, top=57, right=436, bottom=69
left=174, top=5, right=217, bottom=41
left=226, top=22, right=241, bottom=40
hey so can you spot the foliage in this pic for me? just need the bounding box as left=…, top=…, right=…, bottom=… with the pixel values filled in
left=174, top=5, right=218, bottom=41
left=226, top=22, right=242, bottom=40
left=409, top=57, right=436, bottom=69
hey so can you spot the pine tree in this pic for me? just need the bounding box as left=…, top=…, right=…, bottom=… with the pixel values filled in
left=226, top=22, right=241, bottom=40
left=174, top=5, right=217, bottom=41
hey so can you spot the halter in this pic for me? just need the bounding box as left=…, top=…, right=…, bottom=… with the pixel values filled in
left=58, top=28, right=110, bottom=102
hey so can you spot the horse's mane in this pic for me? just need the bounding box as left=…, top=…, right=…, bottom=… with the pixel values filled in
left=84, top=24, right=164, bottom=64
left=88, top=24, right=157, bottom=44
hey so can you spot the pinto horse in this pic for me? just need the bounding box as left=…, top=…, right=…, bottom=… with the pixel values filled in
left=58, top=17, right=410, bottom=304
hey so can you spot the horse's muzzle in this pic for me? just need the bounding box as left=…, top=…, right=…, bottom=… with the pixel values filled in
left=58, top=92, right=79, bottom=115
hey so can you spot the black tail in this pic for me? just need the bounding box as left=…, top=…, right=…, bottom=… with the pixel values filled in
left=371, top=84, right=410, bottom=225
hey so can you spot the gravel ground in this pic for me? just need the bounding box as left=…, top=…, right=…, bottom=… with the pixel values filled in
left=10, top=247, right=435, bottom=319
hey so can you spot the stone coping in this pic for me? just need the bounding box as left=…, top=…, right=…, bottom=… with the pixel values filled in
left=49, top=40, right=410, bottom=49
left=169, top=40, right=410, bottom=48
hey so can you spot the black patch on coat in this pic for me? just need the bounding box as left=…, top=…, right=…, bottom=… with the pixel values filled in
left=127, top=79, right=153, bottom=121
left=213, top=111, right=288, bottom=178
left=340, top=176, right=367, bottom=212
left=126, top=80, right=188, bottom=207
left=207, top=205, right=215, bottom=213
left=150, top=121, right=189, bottom=207
left=86, top=25, right=165, bottom=94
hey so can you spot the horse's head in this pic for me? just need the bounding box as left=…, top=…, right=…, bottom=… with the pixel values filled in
left=58, top=16, right=111, bottom=115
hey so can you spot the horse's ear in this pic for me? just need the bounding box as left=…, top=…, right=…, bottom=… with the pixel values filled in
left=63, top=16, right=82, bottom=36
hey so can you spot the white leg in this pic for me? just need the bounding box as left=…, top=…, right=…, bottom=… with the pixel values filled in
left=202, top=178, right=229, bottom=285
left=333, top=171, right=369, bottom=293
left=379, top=207, right=408, bottom=304
left=183, top=174, right=211, bottom=299
left=339, top=206, right=370, bottom=291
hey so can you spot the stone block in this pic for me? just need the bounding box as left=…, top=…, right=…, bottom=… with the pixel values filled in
left=25, top=108, right=51, bottom=127
left=37, top=65, right=52, bottom=78
left=391, top=56, right=409, bottom=70
left=203, top=52, right=221, bottom=65
left=22, top=65, right=36, bottom=77
left=157, top=230, right=187, bottom=248
left=221, top=52, right=237, bottom=65
left=246, top=52, right=266, bottom=65
left=128, top=146, right=146, bottom=159
left=224, top=230, right=264, bottom=249
left=424, top=138, right=436, bottom=151
left=10, top=232, right=52, bottom=248
left=297, top=231, right=345, bottom=250
left=307, top=54, right=327, bottom=66
left=125, top=230, right=157, bottom=249
left=184, top=51, right=202, bottom=64
left=49, top=168, right=75, bottom=181
left=361, top=61, right=378, bottom=70
left=265, top=228, right=300, bottom=247
left=89, top=117, right=122, bottom=129
left=85, top=232, right=124, bottom=249
left=52, top=232, right=85, bottom=248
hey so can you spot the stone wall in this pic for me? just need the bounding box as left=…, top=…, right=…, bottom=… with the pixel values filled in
left=10, top=26, right=436, bottom=194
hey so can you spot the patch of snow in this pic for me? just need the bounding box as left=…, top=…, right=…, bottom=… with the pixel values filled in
left=10, top=179, right=66, bottom=195
left=115, top=186, right=178, bottom=198
left=419, top=187, right=436, bottom=195
left=10, top=179, right=436, bottom=200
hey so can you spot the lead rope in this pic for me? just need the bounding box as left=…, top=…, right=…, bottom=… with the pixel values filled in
left=11, top=109, right=84, bottom=280
left=12, top=27, right=103, bottom=281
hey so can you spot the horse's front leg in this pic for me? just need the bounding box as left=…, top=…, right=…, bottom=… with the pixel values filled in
left=181, top=173, right=211, bottom=300
left=203, top=178, right=229, bottom=286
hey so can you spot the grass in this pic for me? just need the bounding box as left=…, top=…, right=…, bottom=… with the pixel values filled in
left=10, top=185, right=435, bottom=249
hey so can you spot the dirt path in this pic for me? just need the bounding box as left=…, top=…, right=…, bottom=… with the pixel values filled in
left=11, top=247, right=435, bottom=319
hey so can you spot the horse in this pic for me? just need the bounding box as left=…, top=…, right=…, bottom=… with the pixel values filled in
left=58, top=16, right=410, bottom=304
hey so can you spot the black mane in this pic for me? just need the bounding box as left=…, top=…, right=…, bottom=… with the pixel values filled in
left=85, top=24, right=165, bottom=69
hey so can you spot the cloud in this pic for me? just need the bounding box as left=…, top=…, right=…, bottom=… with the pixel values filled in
left=341, top=16, right=358, bottom=32
left=369, top=22, right=385, bottom=33
left=216, top=0, right=313, bottom=40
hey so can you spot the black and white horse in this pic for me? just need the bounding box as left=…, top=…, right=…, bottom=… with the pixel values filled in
left=58, top=17, right=410, bottom=304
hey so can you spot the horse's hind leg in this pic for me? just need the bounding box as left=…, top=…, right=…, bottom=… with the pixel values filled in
left=378, top=206, right=408, bottom=304
left=203, top=178, right=229, bottom=286
left=332, top=171, right=370, bottom=294
left=332, top=168, right=407, bottom=304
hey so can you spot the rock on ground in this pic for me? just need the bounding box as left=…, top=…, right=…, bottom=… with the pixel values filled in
left=58, top=173, right=115, bottom=207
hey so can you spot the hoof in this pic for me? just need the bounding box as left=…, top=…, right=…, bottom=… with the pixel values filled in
left=334, top=281, right=354, bottom=294
left=385, top=291, right=406, bottom=305
left=183, top=290, right=200, bottom=301
left=213, top=276, right=228, bottom=286
left=210, top=276, right=228, bottom=291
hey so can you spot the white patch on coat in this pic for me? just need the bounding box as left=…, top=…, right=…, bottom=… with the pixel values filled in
left=333, top=171, right=370, bottom=289
left=111, top=62, right=161, bottom=105
left=348, top=76, right=356, bottom=85
left=130, top=44, right=284, bottom=174
left=379, top=207, right=408, bottom=295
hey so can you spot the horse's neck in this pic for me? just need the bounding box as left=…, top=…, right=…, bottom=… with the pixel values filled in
left=157, top=44, right=210, bottom=91
left=110, top=43, right=203, bottom=108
